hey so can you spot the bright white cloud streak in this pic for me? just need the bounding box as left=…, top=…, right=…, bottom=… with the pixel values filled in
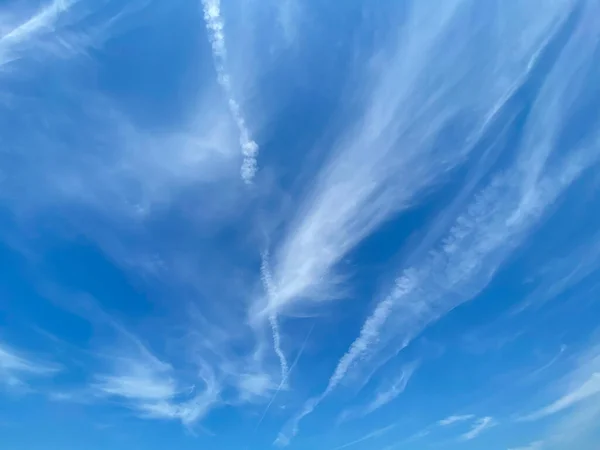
left=201, top=0, right=259, bottom=183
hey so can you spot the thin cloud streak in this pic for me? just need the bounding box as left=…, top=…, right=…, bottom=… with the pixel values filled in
left=508, top=441, right=545, bottom=450
left=521, top=343, right=600, bottom=422
left=261, top=251, right=289, bottom=385
left=263, top=1, right=471, bottom=317
left=255, top=323, right=315, bottom=432
left=0, top=0, right=75, bottom=67
left=0, top=341, right=59, bottom=388
left=438, top=414, right=475, bottom=426
left=259, top=0, right=575, bottom=320
left=201, top=0, right=259, bottom=183
left=460, top=416, right=496, bottom=441
left=331, top=423, right=397, bottom=450
left=523, top=373, right=600, bottom=421
left=277, top=1, right=599, bottom=442
left=92, top=338, right=221, bottom=426
left=362, top=362, right=418, bottom=416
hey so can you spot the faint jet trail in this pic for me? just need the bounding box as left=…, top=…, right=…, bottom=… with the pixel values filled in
left=254, top=323, right=315, bottom=431
left=201, top=0, right=259, bottom=183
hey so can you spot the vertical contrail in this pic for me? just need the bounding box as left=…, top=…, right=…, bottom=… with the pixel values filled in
left=201, top=0, right=259, bottom=183
left=261, top=251, right=289, bottom=384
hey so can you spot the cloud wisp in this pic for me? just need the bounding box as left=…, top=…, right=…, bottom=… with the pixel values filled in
left=0, top=0, right=76, bottom=68
left=356, top=362, right=418, bottom=418
left=261, top=251, right=289, bottom=386
left=523, top=373, right=600, bottom=421
left=2, top=0, right=599, bottom=447
left=257, top=0, right=575, bottom=323
left=92, top=329, right=221, bottom=427
left=0, top=341, right=59, bottom=389
left=460, top=416, right=497, bottom=441
left=508, top=441, right=545, bottom=450
left=438, top=414, right=475, bottom=426
left=276, top=1, right=600, bottom=442
left=201, top=0, right=259, bottom=183
left=513, top=340, right=600, bottom=448
left=332, top=423, right=397, bottom=450
left=255, top=322, right=315, bottom=432
left=521, top=344, right=600, bottom=422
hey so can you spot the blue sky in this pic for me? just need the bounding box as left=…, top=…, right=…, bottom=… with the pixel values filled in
left=1, top=0, right=600, bottom=449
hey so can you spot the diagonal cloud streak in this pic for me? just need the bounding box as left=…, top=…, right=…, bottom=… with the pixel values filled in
left=201, top=0, right=259, bottom=183
left=0, top=0, right=76, bottom=67
left=255, top=323, right=314, bottom=432
left=261, top=251, right=290, bottom=385
left=0, top=341, right=60, bottom=389
left=258, top=0, right=576, bottom=321
left=276, top=0, right=600, bottom=443
left=460, top=416, right=496, bottom=441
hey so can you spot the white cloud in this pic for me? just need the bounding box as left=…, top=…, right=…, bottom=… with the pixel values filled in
left=93, top=337, right=221, bottom=426
left=236, top=373, right=274, bottom=400
left=331, top=423, right=397, bottom=450
left=361, top=363, right=418, bottom=416
left=522, top=343, right=600, bottom=422
left=515, top=233, right=600, bottom=313
left=508, top=441, right=544, bottom=450
left=523, top=373, right=600, bottom=421
left=0, top=0, right=148, bottom=70
left=0, top=0, right=76, bottom=67
left=261, top=251, right=289, bottom=385
left=94, top=358, right=179, bottom=401
left=257, top=0, right=572, bottom=322
left=201, top=0, right=259, bottom=183
left=277, top=1, right=600, bottom=442
left=0, top=341, right=59, bottom=389
left=438, top=414, right=475, bottom=426
left=460, top=416, right=496, bottom=441
left=511, top=341, right=600, bottom=448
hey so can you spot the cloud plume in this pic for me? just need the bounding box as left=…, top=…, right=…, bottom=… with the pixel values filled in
left=201, top=0, right=259, bottom=183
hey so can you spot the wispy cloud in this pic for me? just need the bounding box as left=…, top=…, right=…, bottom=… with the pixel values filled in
left=0, top=0, right=76, bottom=67
left=460, top=416, right=496, bottom=441
left=256, top=323, right=314, bottom=431
left=515, top=233, right=600, bottom=313
left=261, top=251, right=289, bottom=385
left=276, top=1, right=599, bottom=442
left=92, top=335, right=220, bottom=426
left=0, top=0, right=146, bottom=70
left=201, top=0, right=259, bottom=183
left=523, top=373, right=600, bottom=421
left=331, top=423, right=397, bottom=450
left=438, top=414, right=475, bottom=426
left=509, top=340, right=600, bottom=448
left=361, top=362, right=418, bottom=416
left=258, top=0, right=576, bottom=322
left=521, top=343, right=600, bottom=422
left=508, top=441, right=544, bottom=450
left=0, top=341, right=59, bottom=389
